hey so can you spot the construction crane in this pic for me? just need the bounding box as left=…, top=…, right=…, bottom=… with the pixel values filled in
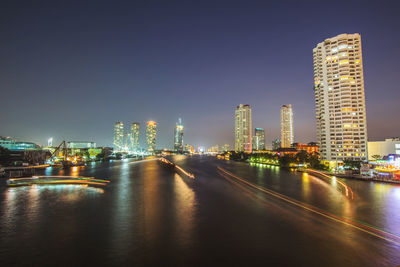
left=49, top=141, right=72, bottom=168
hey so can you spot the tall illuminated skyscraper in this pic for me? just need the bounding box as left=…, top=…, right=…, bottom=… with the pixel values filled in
left=130, top=122, right=140, bottom=153
left=146, top=121, right=157, bottom=154
left=113, top=121, right=124, bottom=152
left=280, top=104, right=294, bottom=148
left=253, top=128, right=265, bottom=151
left=235, top=104, right=252, bottom=152
left=174, top=118, right=184, bottom=153
left=313, top=33, right=368, bottom=162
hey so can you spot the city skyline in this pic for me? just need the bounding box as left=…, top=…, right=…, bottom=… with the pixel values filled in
left=1, top=1, right=400, bottom=149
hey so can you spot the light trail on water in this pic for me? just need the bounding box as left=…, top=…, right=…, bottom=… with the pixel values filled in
left=217, top=166, right=400, bottom=246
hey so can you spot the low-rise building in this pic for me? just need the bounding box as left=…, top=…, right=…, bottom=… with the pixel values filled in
left=368, top=138, right=400, bottom=160
left=292, top=142, right=319, bottom=155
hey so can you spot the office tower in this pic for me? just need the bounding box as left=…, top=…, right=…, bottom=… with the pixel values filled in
left=235, top=104, right=252, bottom=152
left=313, top=33, right=368, bottom=162
left=272, top=138, right=281, bottom=150
left=131, top=122, right=140, bottom=153
left=113, top=121, right=124, bottom=152
left=174, top=118, right=184, bottom=153
left=253, top=128, right=266, bottom=151
left=146, top=121, right=157, bottom=153
left=281, top=104, right=294, bottom=148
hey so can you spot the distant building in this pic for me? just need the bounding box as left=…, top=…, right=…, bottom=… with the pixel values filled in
left=0, top=138, right=41, bottom=151
left=130, top=122, right=140, bottom=153
left=222, top=144, right=230, bottom=152
left=368, top=138, right=400, bottom=160
left=292, top=142, right=319, bottom=155
left=174, top=118, right=184, bottom=153
left=272, top=138, right=281, bottom=150
left=146, top=121, right=157, bottom=153
left=207, top=145, right=219, bottom=153
left=253, top=128, right=265, bottom=151
left=235, top=104, right=252, bottom=152
left=67, top=141, right=96, bottom=149
left=280, top=104, right=294, bottom=148
left=113, top=121, right=124, bottom=152
left=313, top=33, right=368, bottom=162
left=184, top=144, right=194, bottom=154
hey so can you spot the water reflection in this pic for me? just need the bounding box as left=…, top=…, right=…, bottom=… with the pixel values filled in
left=173, top=173, right=196, bottom=248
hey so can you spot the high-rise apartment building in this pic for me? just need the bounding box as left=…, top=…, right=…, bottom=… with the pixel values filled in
left=313, top=33, right=368, bottom=162
left=280, top=105, right=294, bottom=148
left=146, top=121, right=157, bottom=154
left=253, top=128, right=265, bottom=151
left=174, top=118, right=184, bottom=153
left=235, top=104, right=252, bottom=152
left=113, top=121, right=124, bottom=152
left=130, top=122, right=140, bottom=153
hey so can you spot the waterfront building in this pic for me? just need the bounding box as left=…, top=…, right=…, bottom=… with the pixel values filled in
left=184, top=144, right=194, bottom=154
left=174, top=118, right=184, bottom=153
left=292, top=142, right=319, bottom=155
left=253, top=128, right=266, bottom=151
left=272, top=138, right=281, bottom=150
left=368, top=138, right=400, bottom=160
left=130, top=122, right=140, bottom=153
left=67, top=141, right=96, bottom=149
left=313, top=33, right=368, bottom=162
left=146, top=121, right=157, bottom=153
left=0, top=138, right=41, bottom=151
left=280, top=104, right=294, bottom=148
left=235, top=104, right=252, bottom=152
left=113, top=121, right=124, bottom=152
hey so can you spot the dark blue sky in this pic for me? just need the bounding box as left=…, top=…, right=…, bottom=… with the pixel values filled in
left=1, top=0, right=399, bottom=149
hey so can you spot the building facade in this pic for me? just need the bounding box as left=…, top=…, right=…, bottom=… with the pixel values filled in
left=130, top=122, right=140, bottom=153
left=368, top=138, right=400, bottom=160
left=313, top=33, right=368, bottom=162
left=235, top=104, right=252, bottom=152
left=67, top=141, right=96, bottom=149
left=146, top=121, right=157, bottom=154
left=272, top=138, right=281, bottom=150
left=292, top=142, right=319, bottom=155
left=253, top=128, right=265, bottom=151
left=280, top=104, right=294, bottom=148
left=113, top=121, right=124, bottom=152
left=174, top=118, right=184, bottom=153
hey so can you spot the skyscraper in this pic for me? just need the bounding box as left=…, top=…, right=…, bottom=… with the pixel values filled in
left=146, top=121, right=157, bottom=154
left=313, top=33, right=368, bottom=162
left=130, top=122, right=140, bottom=153
left=113, top=121, right=124, bottom=152
left=174, top=118, right=184, bottom=153
left=235, top=104, right=252, bottom=152
left=280, top=104, right=294, bottom=148
left=253, top=128, right=265, bottom=151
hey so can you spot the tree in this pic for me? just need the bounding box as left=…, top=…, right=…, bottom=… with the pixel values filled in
left=343, top=159, right=362, bottom=170
left=296, top=150, right=309, bottom=164
left=279, top=154, right=297, bottom=167
left=371, top=155, right=382, bottom=161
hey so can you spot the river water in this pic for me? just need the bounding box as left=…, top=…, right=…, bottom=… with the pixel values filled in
left=0, top=155, right=399, bottom=266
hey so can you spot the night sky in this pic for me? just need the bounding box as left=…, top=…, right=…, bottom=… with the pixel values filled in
left=1, top=0, right=399, bottom=149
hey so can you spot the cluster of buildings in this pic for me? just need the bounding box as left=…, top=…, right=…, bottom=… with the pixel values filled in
left=113, top=118, right=185, bottom=155
left=234, top=103, right=297, bottom=151
left=233, top=33, right=399, bottom=179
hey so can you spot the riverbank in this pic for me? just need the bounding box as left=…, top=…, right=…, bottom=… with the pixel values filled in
left=300, top=168, right=400, bottom=185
